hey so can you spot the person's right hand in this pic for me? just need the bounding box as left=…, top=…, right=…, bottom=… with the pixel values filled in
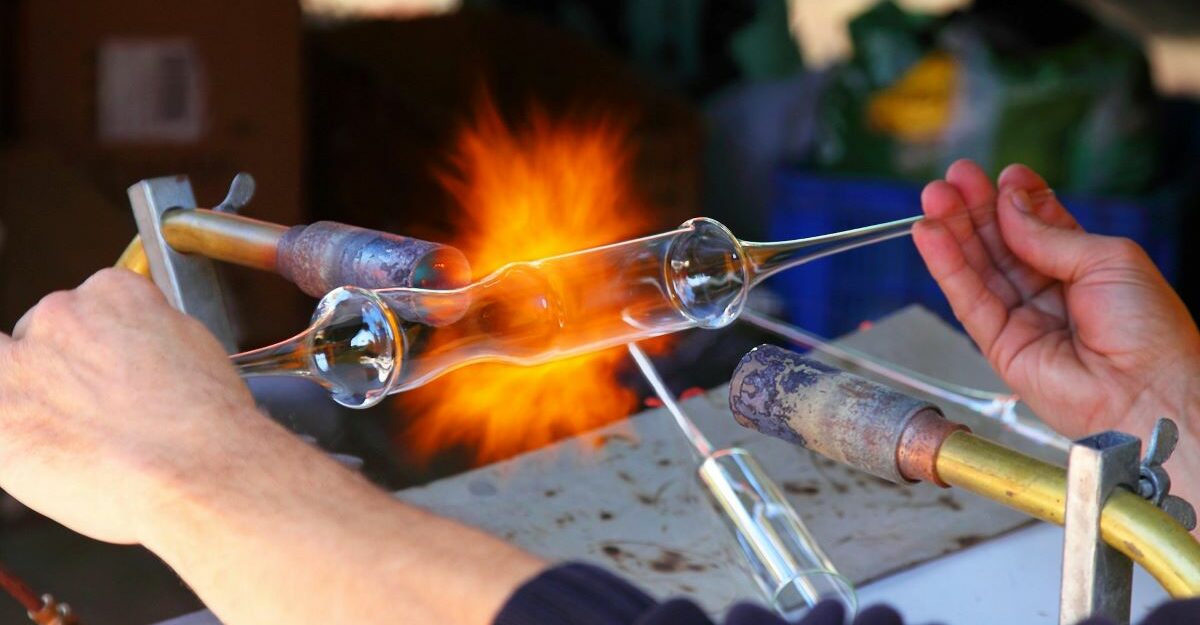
left=0, top=268, right=273, bottom=544
left=913, top=160, right=1200, bottom=445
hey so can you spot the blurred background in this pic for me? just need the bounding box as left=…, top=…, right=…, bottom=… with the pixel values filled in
left=2, top=0, right=1200, bottom=623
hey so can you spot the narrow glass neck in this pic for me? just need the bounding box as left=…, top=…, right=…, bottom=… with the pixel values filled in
left=232, top=335, right=311, bottom=378
left=741, top=215, right=922, bottom=286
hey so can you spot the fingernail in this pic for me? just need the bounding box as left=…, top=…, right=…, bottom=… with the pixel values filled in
left=1028, top=188, right=1056, bottom=204
left=1011, top=189, right=1034, bottom=214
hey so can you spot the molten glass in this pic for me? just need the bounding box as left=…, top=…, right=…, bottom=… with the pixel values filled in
left=232, top=215, right=920, bottom=408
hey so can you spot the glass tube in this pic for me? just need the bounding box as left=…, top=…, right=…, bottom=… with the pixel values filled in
left=233, top=216, right=920, bottom=408
left=699, top=449, right=857, bottom=619
left=628, top=343, right=856, bottom=619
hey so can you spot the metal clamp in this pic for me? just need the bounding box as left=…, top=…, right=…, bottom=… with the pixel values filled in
left=128, top=175, right=249, bottom=353
left=213, top=173, right=256, bottom=215
left=1060, top=418, right=1197, bottom=625
left=1136, top=418, right=1197, bottom=530
left=1060, top=431, right=1140, bottom=625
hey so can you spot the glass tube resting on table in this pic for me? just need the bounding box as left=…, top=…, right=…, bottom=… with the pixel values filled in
left=233, top=215, right=920, bottom=408
left=627, top=343, right=856, bottom=619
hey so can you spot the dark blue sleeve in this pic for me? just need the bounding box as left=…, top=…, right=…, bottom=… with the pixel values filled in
left=494, top=562, right=791, bottom=625
left=494, top=562, right=1200, bottom=625
left=493, top=562, right=903, bottom=625
left=493, top=562, right=659, bottom=625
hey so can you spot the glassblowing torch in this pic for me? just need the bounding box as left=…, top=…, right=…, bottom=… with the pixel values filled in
left=117, top=208, right=472, bottom=298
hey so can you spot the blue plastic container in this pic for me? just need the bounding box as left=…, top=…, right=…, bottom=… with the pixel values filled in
left=765, top=170, right=1183, bottom=338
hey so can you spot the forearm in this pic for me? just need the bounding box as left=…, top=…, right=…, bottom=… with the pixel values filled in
left=138, top=410, right=545, bottom=625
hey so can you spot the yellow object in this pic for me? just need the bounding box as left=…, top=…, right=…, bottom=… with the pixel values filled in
left=867, top=52, right=957, bottom=141
left=115, top=238, right=151, bottom=277
left=937, top=431, right=1200, bottom=597
left=114, top=210, right=287, bottom=278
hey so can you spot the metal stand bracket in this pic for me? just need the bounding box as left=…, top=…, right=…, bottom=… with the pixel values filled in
left=1060, top=431, right=1140, bottom=625
left=128, top=176, right=237, bottom=352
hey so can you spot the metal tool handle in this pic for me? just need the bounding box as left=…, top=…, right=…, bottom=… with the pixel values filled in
left=698, top=448, right=856, bottom=619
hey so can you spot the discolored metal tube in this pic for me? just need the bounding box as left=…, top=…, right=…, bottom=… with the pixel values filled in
left=161, top=209, right=286, bottom=271
left=115, top=210, right=473, bottom=297
left=276, top=221, right=472, bottom=298
left=896, top=408, right=969, bottom=487
left=729, top=344, right=939, bottom=484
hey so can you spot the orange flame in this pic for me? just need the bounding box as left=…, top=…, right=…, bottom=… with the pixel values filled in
left=397, top=96, right=657, bottom=465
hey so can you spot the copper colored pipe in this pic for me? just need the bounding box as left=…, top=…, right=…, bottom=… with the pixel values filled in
left=895, top=408, right=968, bottom=487
left=160, top=209, right=285, bottom=271
left=114, top=210, right=472, bottom=298
left=116, top=210, right=284, bottom=277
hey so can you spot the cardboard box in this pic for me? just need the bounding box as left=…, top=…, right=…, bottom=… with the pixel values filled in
left=12, top=0, right=308, bottom=345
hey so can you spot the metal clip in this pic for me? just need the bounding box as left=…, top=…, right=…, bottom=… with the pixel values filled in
left=128, top=176, right=237, bottom=352
left=1136, top=418, right=1197, bottom=530
left=1060, top=430, right=1140, bottom=625
left=214, top=172, right=256, bottom=214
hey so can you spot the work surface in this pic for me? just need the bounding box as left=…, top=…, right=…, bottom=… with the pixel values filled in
left=164, top=306, right=1146, bottom=625
left=397, top=306, right=1060, bottom=614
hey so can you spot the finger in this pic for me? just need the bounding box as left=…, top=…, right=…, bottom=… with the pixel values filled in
left=922, top=179, right=1022, bottom=306
left=945, top=159, right=996, bottom=212
left=11, top=306, right=34, bottom=340
left=997, top=186, right=1116, bottom=284
left=913, top=219, right=1008, bottom=356
left=921, top=180, right=972, bottom=235
left=78, top=267, right=164, bottom=304
left=998, top=164, right=1080, bottom=231
left=945, top=160, right=1054, bottom=300
left=12, top=290, right=74, bottom=341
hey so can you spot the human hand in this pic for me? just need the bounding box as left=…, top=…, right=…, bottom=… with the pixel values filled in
left=0, top=269, right=545, bottom=625
left=0, top=268, right=271, bottom=544
left=913, top=160, right=1200, bottom=442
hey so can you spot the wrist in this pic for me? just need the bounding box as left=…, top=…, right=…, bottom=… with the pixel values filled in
left=133, top=407, right=369, bottom=554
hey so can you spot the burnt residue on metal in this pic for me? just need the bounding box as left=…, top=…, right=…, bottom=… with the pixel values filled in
left=729, top=344, right=936, bottom=483
left=728, top=345, right=811, bottom=448
left=277, top=221, right=471, bottom=303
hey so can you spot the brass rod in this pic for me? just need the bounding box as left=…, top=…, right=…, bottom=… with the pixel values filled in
left=937, top=431, right=1200, bottom=597
left=115, top=210, right=288, bottom=276
left=115, top=237, right=151, bottom=277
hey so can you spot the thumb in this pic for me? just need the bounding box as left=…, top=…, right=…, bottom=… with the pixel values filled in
left=997, top=187, right=1112, bottom=283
